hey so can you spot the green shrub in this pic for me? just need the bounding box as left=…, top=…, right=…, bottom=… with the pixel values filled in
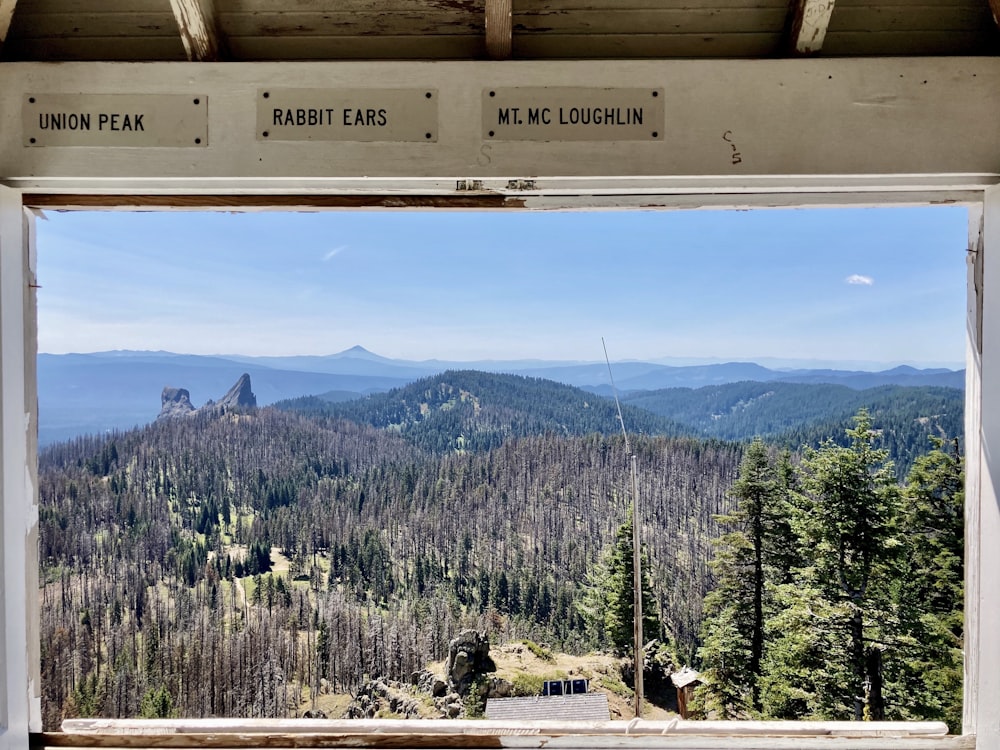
left=522, top=640, right=555, bottom=662
left=511, top=673, right=545, bottom=697
left=464, top=677, right=487, bottom=718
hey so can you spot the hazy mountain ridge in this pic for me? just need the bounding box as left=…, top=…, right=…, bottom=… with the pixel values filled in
left=38, top=352, right=407, bottom=445
left=38, top=347, right=964, bottom=445
left=775, top=366, right=964, bottom=390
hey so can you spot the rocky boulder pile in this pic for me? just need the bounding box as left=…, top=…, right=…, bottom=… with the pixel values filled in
left=343, top=631, right=512, bottom=719
left=344, top=677, right=426, bottom=719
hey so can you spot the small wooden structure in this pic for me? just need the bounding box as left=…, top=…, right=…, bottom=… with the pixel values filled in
left=670, top=668, right=702, bottom=720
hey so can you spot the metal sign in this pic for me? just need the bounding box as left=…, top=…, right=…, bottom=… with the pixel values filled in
left=483, top=87, right=663, bottom=142
left=258, top=88, right=438, bottom=142
left=23, top=94, right=208, bottom=147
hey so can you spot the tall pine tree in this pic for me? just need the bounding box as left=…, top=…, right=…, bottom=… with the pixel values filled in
left=697, top=438, right=794, bottom=717
left=886, top=437, right=964, bottom=731
left=762, top=409, right=903, bottom=720
left=582, top=512, right=661, bottom=655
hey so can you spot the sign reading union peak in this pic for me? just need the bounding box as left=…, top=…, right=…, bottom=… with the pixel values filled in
left=23, top=94, right=207, bottom=147
left=483, top=87, right=664, bottom=142
left=258, top=88, right=438, bottom=142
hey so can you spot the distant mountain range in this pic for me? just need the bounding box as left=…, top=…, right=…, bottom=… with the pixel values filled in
left=37, top=346, right=965, bottom=445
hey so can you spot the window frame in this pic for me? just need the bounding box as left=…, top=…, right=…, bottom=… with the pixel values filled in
left=1, top=55, right=998, bottom=750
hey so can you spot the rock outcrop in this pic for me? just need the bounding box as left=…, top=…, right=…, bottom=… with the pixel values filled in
left=216, top=373, right=257, bottom=411
left=343, top=677, right=426, bottom=719
left=446, top=629, right=496, bottom=695
left=342, top=635, right=505, bottom=720
left=156, top=374, right=257, bottom=421
left=411, top=669, right=448, bottom=698
left=158, top=387, right=196, bottom=419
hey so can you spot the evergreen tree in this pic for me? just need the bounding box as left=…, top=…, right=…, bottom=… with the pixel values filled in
left=139, top=685, right=175, bottom=719
left=771, top=449, right=801, bottom=581
left=316, top=618, right=331, bottom=677
left=901, top=438, right=963, bottom=618
left=886, top=437, right=964, bottom=731
left=697, top=438, right=789, bottom=717
left=582, top=512, right=661, bottom=654
left=763, top=409, right=903, bottom=721
left=759, top=581, right=855, bottom=719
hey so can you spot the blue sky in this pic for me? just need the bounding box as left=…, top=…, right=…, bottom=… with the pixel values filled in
left=36, top=206, right=968, bottom=368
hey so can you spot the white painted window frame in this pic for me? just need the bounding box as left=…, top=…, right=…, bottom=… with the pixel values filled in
left=0, top=57, right=997, bottom=750
left=0, top=184, right=40, bottom=750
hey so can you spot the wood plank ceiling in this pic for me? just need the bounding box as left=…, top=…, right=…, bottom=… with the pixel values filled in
left=0, top=0, right=998, bottom=62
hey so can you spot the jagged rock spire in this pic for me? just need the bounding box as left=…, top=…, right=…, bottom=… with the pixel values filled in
left=156, top=373, right=256, bottom=421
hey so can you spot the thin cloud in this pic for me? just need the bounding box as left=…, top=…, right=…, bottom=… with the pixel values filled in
left=846, top=274, right=874, bottom=286
left=322, top=245, right=348, bottom=261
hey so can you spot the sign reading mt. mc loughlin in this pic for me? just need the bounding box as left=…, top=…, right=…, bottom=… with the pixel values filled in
left=24, top=94, right=208, bottom=147
left=258, top=88, right=439, bottom=142
left=483, top=87, right=664, bottom=142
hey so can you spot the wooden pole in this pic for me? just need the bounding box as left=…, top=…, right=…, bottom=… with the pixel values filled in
left=602, top=339, right=644, bottom=719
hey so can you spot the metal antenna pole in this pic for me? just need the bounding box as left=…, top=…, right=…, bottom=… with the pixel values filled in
left=602, top=338, right=644, bottom=719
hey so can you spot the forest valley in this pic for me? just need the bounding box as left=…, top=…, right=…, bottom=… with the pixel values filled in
left=36, top=371, right=964, bottom=731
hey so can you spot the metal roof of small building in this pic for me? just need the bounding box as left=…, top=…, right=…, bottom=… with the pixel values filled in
left=670, top=668, right=702, bottom=689
left=485, top=694, right=611, bottom=722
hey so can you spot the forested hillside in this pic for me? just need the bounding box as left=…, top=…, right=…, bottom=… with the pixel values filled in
left=624, top=382, right=961, bottom=474
left=38, top=406, right=741, bottom=727
left=772, top=386, right=962, bottom=477
left=275, top=370, right=689, bottom=452
left=278, top=372, right=961, bottom=474
left=37, top=370, right=965, bottom=729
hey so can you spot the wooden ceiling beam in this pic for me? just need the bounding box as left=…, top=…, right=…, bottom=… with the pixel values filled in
left=485, top=0, right=512, bottom=60
left=785, top=0, right=835, bottom=55
left=169, top=0, right=227, bottom=62
left=0, top=0, right=18, bottom=56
